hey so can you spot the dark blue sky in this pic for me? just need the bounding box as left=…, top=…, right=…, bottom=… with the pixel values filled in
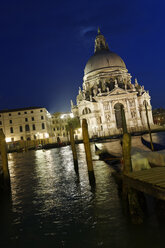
left=0, top=0, right=165, bottom=113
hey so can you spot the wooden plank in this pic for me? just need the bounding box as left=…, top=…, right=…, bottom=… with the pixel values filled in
left=123, top=175, right=165, bottom=200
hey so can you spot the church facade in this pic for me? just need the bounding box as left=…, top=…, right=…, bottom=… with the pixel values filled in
left=71, top=29, right=154, bottom=137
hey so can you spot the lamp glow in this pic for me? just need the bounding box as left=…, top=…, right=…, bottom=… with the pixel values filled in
left=6, top=137, right=11, bottom=142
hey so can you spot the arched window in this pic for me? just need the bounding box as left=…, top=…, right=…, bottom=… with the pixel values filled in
left=25, top=124, right=30, bottom=132
left=82, top=107, right=91, bottom=115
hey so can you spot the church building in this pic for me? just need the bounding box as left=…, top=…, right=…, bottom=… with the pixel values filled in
left=71, top=28, right=154, bottom=137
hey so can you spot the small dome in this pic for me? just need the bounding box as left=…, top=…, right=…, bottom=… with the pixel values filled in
left=84, top=50, right=126, bottom=75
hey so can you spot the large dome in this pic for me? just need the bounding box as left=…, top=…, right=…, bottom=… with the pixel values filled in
left=84, top=50, right=126, bottom=75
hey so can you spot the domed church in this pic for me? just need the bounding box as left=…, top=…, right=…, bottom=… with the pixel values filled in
left=71, top=28, right=154, bottom=137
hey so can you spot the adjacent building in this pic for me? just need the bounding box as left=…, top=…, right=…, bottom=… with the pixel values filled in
left=71, top=29, right=154, bottom=137
left=0, top=107, right=52, bottom=142
left=51, top=112, right=81, bottom=142
left=153, top=108, right=165, bottom=126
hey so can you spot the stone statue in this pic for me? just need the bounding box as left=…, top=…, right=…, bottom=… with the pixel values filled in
left=90, top=95, right=93, bottom=101
left=135, top=78, right=138, bottom=87
left=93, top=87, right=97, bottom=96
left=106, top=114, right=111, bottom=122
left=106, top=87, right=109, bottom=93
left=114, top=79, right=118, bottom=88
left=79, top=87, right=82, bottom=95
left=132, top=84, right=136, bottom=91
left=139, top=86, right=142, bottom=95
left=70, top=100, right=74, bottom=108
left=98, top=88, right=101, bottom=94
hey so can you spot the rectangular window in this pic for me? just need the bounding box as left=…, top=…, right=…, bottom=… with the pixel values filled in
left=10, top=127, right=13, bottom=133
left=25, top=118, right=28, bottom=122
left=9, top=120, right=12, bottom=124
left=21, top=136, right=24, bottom=140
left=42, top=123, right=45, bottom=129
left=20, top=126, right=23, bottom=132
left=32, top=124, right=36, bottom=130
left=32, top=117, right=34, bottom=121
left=41, top=116, right=44, bottom=120
left=0, top=121, right=2, bottom=125
left=25, top=124, right=30, bottom=131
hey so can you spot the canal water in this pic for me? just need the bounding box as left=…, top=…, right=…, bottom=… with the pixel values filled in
left=0, top=133, right=165, bottom=248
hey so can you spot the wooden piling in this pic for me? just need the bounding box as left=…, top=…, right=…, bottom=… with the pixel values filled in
left=120, top=107, right=145, bottom=223
left=0, top=129, right=11, bottom=191
left=82, top=119, right=95, bottom=185
left=144, top=101, right=154, bottom=151
left=69, top=126, right=79, bottom=174
left=121, top=105, right=127, bottom=134
left=122, top=133, right=132, bottom=174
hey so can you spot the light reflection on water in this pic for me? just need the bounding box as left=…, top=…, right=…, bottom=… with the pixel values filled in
left=0, top=136, right=165, bottom=247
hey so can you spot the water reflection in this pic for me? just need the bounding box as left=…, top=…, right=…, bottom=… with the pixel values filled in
left=0, top=136, right=165, bottom=247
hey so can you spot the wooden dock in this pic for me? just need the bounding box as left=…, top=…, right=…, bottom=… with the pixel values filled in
left=124, top=167, right=165, bottom=200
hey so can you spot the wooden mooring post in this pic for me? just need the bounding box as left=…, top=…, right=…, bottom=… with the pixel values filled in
left=144, top=100, right=154, bottom=151
left=0, top=129, right=11, bottom=192
left=82, top=119, right=95, bottom=186
left=121, top=106, right=145, bottom=224
left=69, top=125, right=79, bottom=174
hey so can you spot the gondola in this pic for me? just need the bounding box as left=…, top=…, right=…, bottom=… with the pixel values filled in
left=95, top=145, right=122, bottom=172
left=141, top=136, right=165, bottom=151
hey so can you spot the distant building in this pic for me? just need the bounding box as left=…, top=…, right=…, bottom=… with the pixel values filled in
left=153, top=108, right=165, bottom=126
left=71, top=28, right=154, bottom=137
left=51, top=112, right=81, bottom=142
left=0, top=107, right=52, bottom=142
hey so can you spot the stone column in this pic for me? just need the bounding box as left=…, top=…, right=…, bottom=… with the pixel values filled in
left=126, top=99, right=133, bottom=128
left=109, top=101, right=116, bottom=129
left=135, top=98, right=142, bottom=126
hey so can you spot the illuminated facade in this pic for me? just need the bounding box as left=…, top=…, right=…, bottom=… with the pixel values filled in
left=72, top=29, right=154, bottom=137
left=0, top=107, right=52, bottom=142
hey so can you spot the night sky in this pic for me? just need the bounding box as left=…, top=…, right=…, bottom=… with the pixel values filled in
left=1, top=0, right=165, bottom=113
